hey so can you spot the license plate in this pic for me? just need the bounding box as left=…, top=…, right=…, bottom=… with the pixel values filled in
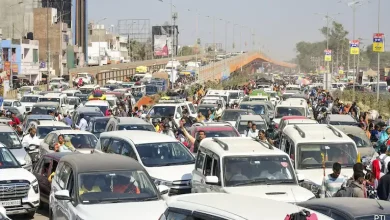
left=0, top=200, right=21, bottom=207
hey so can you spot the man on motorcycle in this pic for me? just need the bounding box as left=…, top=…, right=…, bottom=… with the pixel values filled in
left=265, top=121, right=279, bottom=146
left=21, top=127, right=40, bottom=147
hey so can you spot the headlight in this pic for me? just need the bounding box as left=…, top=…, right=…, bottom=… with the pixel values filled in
left=152, top=178, right=173, bottom=186
left=24, top=154, right=32, bottom=166
left=31, top=179, right=39, bottom=194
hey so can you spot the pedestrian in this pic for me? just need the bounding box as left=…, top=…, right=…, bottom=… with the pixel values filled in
left=64, top=113, right=72, bottom=126
left=377, top=162, right=390, bottom=200
left=244, top=121, right=253, bottom=137
left=324, top=162, right=346, bottom=197
left=76, top=113, right=88, bottom=131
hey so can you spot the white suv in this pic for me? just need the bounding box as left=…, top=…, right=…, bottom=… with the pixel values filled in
left=0, top=143, right=39, bottom=218
left=191, top=137, right=315, bottom=203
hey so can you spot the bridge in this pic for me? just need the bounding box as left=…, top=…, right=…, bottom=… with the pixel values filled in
left=68, top=51, right=296, bottom=86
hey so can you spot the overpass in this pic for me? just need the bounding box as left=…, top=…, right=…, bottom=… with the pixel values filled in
left=69, top=51, right=296, bottom=85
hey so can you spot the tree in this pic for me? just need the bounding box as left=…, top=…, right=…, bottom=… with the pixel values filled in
left=180, top=46, right=194, bottom=56
left=365, top=44, right=390, bottom=69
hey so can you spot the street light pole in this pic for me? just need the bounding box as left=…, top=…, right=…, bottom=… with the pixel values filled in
left=376, top=0, right=381, bottom=102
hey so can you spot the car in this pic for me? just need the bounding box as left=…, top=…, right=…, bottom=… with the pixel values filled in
left=22, top=115, right=54, bottom=133
left=71, top=107, right=104, bottom=129
left=197, top=104, right=216, bottom=118
left=276, top=115, right=307, bottom=130
left=20, top=94, right=42, bottom=113
left=201, top=96, right=227, bottom=109
left=0, top=205, right=10, bottom=220
left=2, top=99, right=26, bottom=116
left=84, top=100, right=110, bottom=115
left=0, top=124, right=33, bottom=172
left=31, top=102, right=61, bottom=115
left=146, top=101, right=187, bottom=125
left=239, top=101, right=272, bottom=124
left=265, top=91, right=280, bottom=106
left=161, top=193, right=333, bottom=220
left=274, top=100, right=310, bottom=125
left=26, top=120, right=71, bottom=140
left=67, top=96, right=82, bottom=114
left=281, top=90, right=299, bottom=100
left=87, top=117, right=110, bottom=138
left=79, top=84, right=100, bottom=95
left=280, top=124, right=358, bottom=196
left=334, top=125, right=377, bottom=161
left=298, top=197, right=390, bottom=220
left=278, top=117, right=318, bottom=132
left=61, top=89, right=82, bottom=97
left=220, top=109, right=255, bottom=127
left=75, top=93, right=89, bottom=104
left=3, top=107, right=23, bottom=123
left=39, top=130, right=98, bottom=155
left=94, top=131, right=195, bottom=195
left=325, top=114, right=358, bottom=126
left=73, top=72, right=93, bottom=85
left=50, top=153, right=168, bottom=220
left=33, top=152, right=74, bottom=206
left=235, top=115, right=268, bottom=137
left=0, top=143, right=39, bottom=218
left=38, top=93, right=69, bottom=115
left=192, top=137, right=315, bottom=202
left=105, top=117, right=154, bottom=132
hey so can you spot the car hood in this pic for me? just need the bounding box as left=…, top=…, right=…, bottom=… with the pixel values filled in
left=0, top=168, right=36, bottom=182
left=76, top=148, right=94, bottom=154
left=224, top=184, right=314, bottom=203
left=359, top=147, right=377, bottom=159
left=21, top=102, right=35, bottom=107
left=76, top=200, right=167, bottom=220
left=297, top=168, right=353, bottom=186
left=9, top=148, right=28, bottom=163
left=145, top=164, right=193, bottom=181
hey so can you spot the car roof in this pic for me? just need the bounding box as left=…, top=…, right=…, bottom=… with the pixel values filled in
left=238, top=114, right=265, bottom=121
left=281, top=116, right=307, bottom=120
left=75, top=107, right=102, bottom=113
left=60, top=153, right=144, bottom=173
left=168, top=194, right=333, bottom=220
left=0, top=125, right=14, bottom=132
left=33, top=102, right=60, bottom=107
left=37, top=121, right=70, bottom=127
left=283, top=124, right=355, bottom=144
left=50, top=130, right=95, bottom=135
left=90, top=117, right=110, bottom=121
left=100, top=130, right=177, bottom=144
left=44, top=152, right=76, bottom=161
left=327, top=114, right=356, bottom=122
left=43, top=93, right=66, bottom=97
left=192, top=126, right=237, bottom=132
left=222, top=109, right=250, bottom=113
left=298, top=197, right=390, bottom=217
left=85, top=100, right=109, bottom=106
left=239, top=101, right=268, bottom=105
left=26, top=115, right=54, bottom=120
left=62, top=89, right=80, bottom=93
left=333, top=125, right=369, bottom=140
left=21, top=94, right=41, bottom=97
left=112, top=117, right=150, bottom=125
left=200, top=137, right=281, bottom=157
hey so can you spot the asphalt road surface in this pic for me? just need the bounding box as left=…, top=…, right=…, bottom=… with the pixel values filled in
left=11, top=209, right=49, bottom=220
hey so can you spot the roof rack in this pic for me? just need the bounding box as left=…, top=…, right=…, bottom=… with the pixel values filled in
left=212, top=138, right=229, bottom=151
left=293, top=125, right=306, bottom=138
left=327, top=125, right=342, bottom=137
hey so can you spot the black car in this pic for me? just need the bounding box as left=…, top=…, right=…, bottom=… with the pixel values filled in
left=71, top=107, right=104, bottom=129
left=87, top=117, right=110, bottom=138
left=75, top=93, right=89, bottom=104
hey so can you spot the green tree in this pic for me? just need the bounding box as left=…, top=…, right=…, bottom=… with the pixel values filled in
left=365, top=44, right=390, bottom=69
left=180, top=46, right=194, bottom=56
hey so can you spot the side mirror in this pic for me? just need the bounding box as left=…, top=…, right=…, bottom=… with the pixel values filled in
left=54, top=190, right=71, bottom=201
left=205, top=176, right=219, bottom=185
left=157, top=185, right=169, bottom=195
left=297, top=173, right=305, bottom=182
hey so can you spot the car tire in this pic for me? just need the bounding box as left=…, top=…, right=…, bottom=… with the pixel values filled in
left=26, top=211, right=35, bottom=219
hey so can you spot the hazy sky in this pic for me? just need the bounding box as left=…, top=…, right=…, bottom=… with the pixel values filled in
left=89, top=0, right=390, bottom=62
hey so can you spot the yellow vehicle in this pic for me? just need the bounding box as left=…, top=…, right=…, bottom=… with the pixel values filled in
left=88, top=94, right=106, bottom=100
left=136, top=66, right=148, bottom=73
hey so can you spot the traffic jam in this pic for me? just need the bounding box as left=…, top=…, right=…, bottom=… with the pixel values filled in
left=0, top=72, right=389, bottom=220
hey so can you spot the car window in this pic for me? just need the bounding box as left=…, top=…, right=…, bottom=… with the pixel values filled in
left=121, top=142, right=138, bottom=161
left=106, top=139, right=123, bottom=154
left=211, top=158, right=221, bottom=181
left=187, top=103, right=196, bottom=114
left=57, top=164, right=72, bottom=189
left=44, top=134, right=54, bottom=145
left=203, top=155, right=213, bottom=176
left=38, top=157, right=52, bottom=176
left=195, top=153, right=205, bottom=171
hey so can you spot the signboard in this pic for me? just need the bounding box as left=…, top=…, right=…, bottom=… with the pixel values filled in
left=349, top=40, right=360, bottom=55
left=373, top=33, right=385, bottom=52
left=339, top=66, right=344, bottom=75
left=324, top=50, right=332, bottom=62
left=153, top=35, right=169, bottom=56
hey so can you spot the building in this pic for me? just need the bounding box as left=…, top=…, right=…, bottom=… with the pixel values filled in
left=1, top=39, right=40, bottom=86
left=0, top=0, right=38, bottom=39
left=33, top=7, right=81, bottom=78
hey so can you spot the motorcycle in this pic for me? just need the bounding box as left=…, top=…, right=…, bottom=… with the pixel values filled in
left=23, top=139, right=41, bottom=165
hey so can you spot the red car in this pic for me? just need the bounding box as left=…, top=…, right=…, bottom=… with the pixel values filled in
left=187, top=124, right=240, bottom=152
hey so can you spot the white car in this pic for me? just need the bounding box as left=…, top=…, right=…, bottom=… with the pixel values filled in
left=0, top=205, right=10, bottom=220
left=94, top=131, right=195, bottom=196
left=161, top=194, right=333, bottom=220
left=84, top=100, right=110, bottom=115
left=0, top=143, right=39, bottom=218
left=20, top=94, right=42, bottom=113
left=50, top=153, right=168, bottom=220
left=192, top=137, right=315, bottom=203
left=73, top=72, right=93, bottom=85
left=2, top=99, right=25, bottom=115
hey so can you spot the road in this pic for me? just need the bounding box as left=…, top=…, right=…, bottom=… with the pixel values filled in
left=11, top=209, right=49, bottom=220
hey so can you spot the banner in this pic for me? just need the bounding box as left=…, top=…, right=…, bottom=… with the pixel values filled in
left=324, top=49, right=332, bottom=62
left=153, top=35, right=168, bottom=56
left=349, top=40, right=360, bottom=55
left=373, top=33, right=385, bottom=53
left=339, top=66, right=344, bottom=75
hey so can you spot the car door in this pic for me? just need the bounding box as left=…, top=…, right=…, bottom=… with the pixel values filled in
left=192, top=151, right=206, bottom=193
left=202, top=153, right=214, bottom=192
left=41, top=134, right=54, bottom=156
left=54, top=163, right=72, bottom=220
left=33, top=157, right=50, bottom=203
left=210, top=155, right=222, bottom=192
left=15, top=101, right=25, bottom=115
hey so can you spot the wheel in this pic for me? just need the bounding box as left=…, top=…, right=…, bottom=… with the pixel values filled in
left=26, top=211, right=35, bottom=219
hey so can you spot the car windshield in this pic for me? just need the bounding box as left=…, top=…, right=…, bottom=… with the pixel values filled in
left=229, top=92, right=239, bottom=99
left=51, top=79, right=62, bottom=83
left=282, top=94, right=293, bottom=100
left=196, top=130, right=239, bottom=139
left=80, top=88, right=94, bottom=94
left=240, top=104, right=266, bottom=115
left=31, top=106, right=57, bottom=115
left=267, top=92, right=277, bottom=98
left=276, top=107, right=305, bottom=118
left=20, top=87, right=32, bottom=93
left=93, top=120, right=109, bottom=133
left=106, top=99, right=116, bottom=107
left=237, top=121, right=267, bottom=134
left=329, top=121, right=357, bottom=126
left=118, top=124, right=154, bottom=131
left=85, top=106, right=107, bottom=115
left=78, top=170, right=158, bottom=204
left=221, top=111, right=252, bottom=121
left=136, top=142, right=195, bottom=167
left=198, top=107, right=215, bottom=117
left=77, top=112, right=105, bottom=124
left=0, top=132, right=22, bottom=149
left=37, top=126, right=70, bottom=138
left=297, top=143, right=357, bottom=169
left=21, top=96, right=39, bottom=102
left=39, top=97, right=60, bottom=103
left=68, top=99, right=79, bottom=105
left=2, top=101, right=12, bottom=107
left=148, top=106, right=175, bottom=118
left=223, top=155, right=296, bottom=187
left=0, top=147, right=20, bottom=168
left=63, top=134, right=98, bottom=149
left=347, top=134, right=371, bottom=148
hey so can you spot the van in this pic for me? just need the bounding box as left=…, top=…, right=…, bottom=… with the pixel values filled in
left=165, top=60, right=181, bottom=71
left=274, top=100, right=310, bottom=125
left=38, top=93, right=69, bottom=114
left=280, top=124, right=358, bottom=196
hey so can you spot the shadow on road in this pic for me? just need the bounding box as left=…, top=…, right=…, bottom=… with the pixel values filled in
left=9, top=208, right=49, bottom=220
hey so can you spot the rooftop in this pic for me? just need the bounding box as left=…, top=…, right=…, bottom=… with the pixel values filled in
left=100, top=130, right=177, bottom=145
left=33, top=102, right=60, bottom=107
left=50, top=129, right=95, bottom=135
left=283, top=124, right=355, bottom=143
left=113, top=117, right=150, bottom=125
left=36, top=121, right=70, bottom=127
left=238, top=114, right=265, bottom=121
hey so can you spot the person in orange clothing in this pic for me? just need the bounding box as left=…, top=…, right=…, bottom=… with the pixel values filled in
left=113, top=175, right=140, bottom=194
